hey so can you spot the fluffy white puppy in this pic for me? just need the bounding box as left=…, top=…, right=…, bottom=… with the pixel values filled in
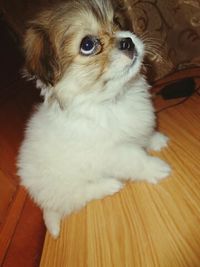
left=17, top=0, right=171, bottom=238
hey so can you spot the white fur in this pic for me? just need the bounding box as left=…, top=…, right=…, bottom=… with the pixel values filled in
left=17, top=29, right=171, bottom=238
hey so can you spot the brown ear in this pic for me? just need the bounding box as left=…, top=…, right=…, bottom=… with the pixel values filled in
left=24, top=23, right=60, bottom=86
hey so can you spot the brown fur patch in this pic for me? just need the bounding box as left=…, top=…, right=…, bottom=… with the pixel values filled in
left=24, top=22, right=61, bottom=86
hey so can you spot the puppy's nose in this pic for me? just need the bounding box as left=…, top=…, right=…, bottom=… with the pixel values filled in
left=118, top=37, right=135, bottom=59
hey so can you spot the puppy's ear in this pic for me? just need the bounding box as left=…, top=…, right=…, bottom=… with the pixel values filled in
left=24, top=23, right=61, bottom=86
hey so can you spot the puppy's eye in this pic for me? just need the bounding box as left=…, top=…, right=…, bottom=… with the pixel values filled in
left=80, top=36, right=100, bottom=56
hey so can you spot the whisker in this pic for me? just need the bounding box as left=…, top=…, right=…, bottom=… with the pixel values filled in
left=137, top=31, right=172, bottom=64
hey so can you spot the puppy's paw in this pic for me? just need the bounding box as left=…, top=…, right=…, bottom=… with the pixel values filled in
left=102, top=179, right=123, bottom=195
left=86, top=179, right=123, bottom=201
left=148, top=132, right=169, bottom=151
left=43, top=210, right=61, bottom=238
left=143, top=157, right=171, bottom=184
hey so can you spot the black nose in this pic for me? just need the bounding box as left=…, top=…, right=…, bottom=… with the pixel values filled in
left=118, top=37, right=135, bottom=59
left=119, top=38, right=135, bottom=51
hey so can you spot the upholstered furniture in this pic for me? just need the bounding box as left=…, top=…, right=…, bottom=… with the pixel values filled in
left=125, top=0, right=200, bottom=79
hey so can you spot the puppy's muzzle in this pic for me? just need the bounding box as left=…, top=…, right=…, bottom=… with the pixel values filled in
left=118, top=37, right=136, bottom=60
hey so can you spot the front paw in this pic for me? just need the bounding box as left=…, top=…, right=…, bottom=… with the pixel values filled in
left=142, top=157, right=171, bottom=184
left=86, top=179, right=123, bottom=202
left=148, top=132, right=169, bottom=151
left=93, top=180, right=123, bottom=199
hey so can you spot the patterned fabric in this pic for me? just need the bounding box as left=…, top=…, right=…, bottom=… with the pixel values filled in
left=123, top=0, right=200, bottom=79
left=1, top=0, right=200, bottom=80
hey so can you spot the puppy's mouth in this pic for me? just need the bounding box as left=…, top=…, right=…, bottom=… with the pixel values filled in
left=117, top=37, right=138, bottom=62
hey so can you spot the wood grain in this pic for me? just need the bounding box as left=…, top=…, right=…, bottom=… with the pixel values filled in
left=40, top=93, right=200, bottom=267
left=0, top=187, right=27, bottom=266
left=2, top=197, right=46, bottom=267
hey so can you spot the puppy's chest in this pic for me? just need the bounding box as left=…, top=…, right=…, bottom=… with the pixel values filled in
left=76, top=96, right=155, bottom=143
left=103, top=104, right=153, bottom=137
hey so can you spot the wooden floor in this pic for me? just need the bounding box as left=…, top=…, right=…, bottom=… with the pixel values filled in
left=40, top=81, right=200, bottom=266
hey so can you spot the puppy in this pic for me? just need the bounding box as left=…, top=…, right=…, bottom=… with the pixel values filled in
left=17, top=0, right=171, bottom=238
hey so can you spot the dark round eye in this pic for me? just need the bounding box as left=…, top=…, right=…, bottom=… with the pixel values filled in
left=80, top=36, right=99, bottom=56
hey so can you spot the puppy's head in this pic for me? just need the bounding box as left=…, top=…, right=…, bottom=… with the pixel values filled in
left=24, top=0, right=144, bottom=103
